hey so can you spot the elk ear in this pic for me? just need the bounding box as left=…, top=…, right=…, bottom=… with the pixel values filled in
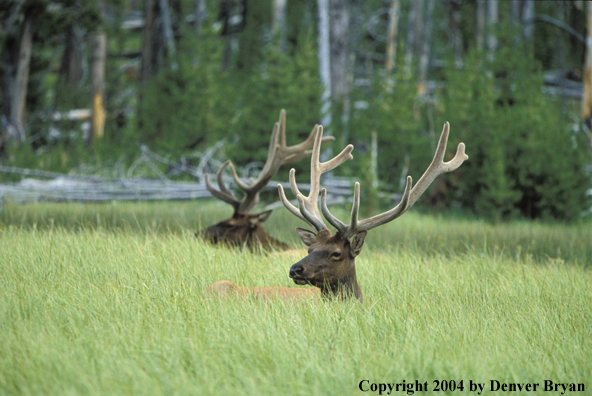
left=349, top=230, right=367, bottom=258
left=249, top=210, right=273, bottom=226
left=295, top=227, right=318, bottom=247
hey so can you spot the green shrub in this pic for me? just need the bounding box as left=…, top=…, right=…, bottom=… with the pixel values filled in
left=136, top=33, right=234, bottom=156
left=228, top=30, right=322, bottom=179
left=443, top=43, right=590, bottom=221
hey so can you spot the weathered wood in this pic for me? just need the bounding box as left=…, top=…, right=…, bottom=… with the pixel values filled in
left=0, top=166, right=369, bottom=205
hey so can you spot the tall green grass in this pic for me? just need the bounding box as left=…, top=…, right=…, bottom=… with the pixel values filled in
left=0, top=201, right=590, bottom=395
left=2, top=200, right=590, bottom=264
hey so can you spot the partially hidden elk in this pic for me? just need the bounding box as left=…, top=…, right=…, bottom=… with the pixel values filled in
left=201, top=109, right=333, bottom=250
left=206, top=122, right=467, bottom=303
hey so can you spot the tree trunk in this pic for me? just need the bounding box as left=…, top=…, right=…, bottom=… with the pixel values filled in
left=476, top=0, right=485, bottom=51
left=59, top=27, right=84, bottom=86
left=522, top=0, right=534, bottom=42
left=159, top=0, right=177, bottom=71
left=583, top=1, right=592, bottom=131
left=404, top=0, right=416, bottom=75
left=91, top=32, right=107, bottom=142
left=510, top=0, right=520, bottom=27
left=405, top=0, right=423, bottom=75
left=447, top=0, right=463, bottom=69
left=1, top=11, right=32, bottom=152
left=14, top=13, right=32, bottom=143
left=329, top=0, right=350, bottom=102
left=141, top=0, right=158, bottom=83
left=1, top=36, right=19, bottom=154
left=412, top=0, right=424, bottom=57
left=417, top=0, right=434, bottom=96
left=486, top=0, right=498, bottom=62
left=385, top=0, right=400, bottom=85
left=272, top=0, right=287, bottom=51
left=317, top=0, right=332, bottom=130
left=194, top=0, right=207, bottom=33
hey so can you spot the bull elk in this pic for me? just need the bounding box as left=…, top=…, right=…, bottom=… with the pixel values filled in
left=201, top=109, right=333, bottom=250
left=206, top=122, right=467, bottom=303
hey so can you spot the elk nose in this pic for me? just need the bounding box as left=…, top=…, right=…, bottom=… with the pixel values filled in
left=289, top=264, right=304, bottom=278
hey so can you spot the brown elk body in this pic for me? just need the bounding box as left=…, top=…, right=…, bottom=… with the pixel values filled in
left=206, top=122, right=468, bottom=303
left=201, top=110, right=332, bottom=250
left=205, top=280, right=320, bottom=302
left=200, top=211, right=289, bottom=250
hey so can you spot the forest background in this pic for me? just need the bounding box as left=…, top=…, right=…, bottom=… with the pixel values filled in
left=1, top=0, right=591, bottom=222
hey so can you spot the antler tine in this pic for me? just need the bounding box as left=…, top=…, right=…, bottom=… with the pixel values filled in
left=226, top=110, right=337, bottom=214
left=406, top=122, right=468, bottom=210
left=351, top=177, right=411, bottom=235
left=205, top=161, right=240, bottom=212
left=278, top=183, right=308, bottom=224
left=280, top=124, right=335, bottom=166
left=216, top=160, right=234, bottom=196
left=321, top=176, right=412, bottom=238
left=319, top=122, right=466, bottom=239
left=278, top=125, right=354, bottom=232
left=243, top=177, right=260, bottom=213
left=320, top=188, right=347, bottom=234
left=297, top=194, right=327, bottom=232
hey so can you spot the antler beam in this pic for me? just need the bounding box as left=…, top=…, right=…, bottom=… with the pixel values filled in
left=205, top=110, right=333, bottom=215
left=277, top=125, right=354, bottom=232
left=320, top=122, right=468, bottom=238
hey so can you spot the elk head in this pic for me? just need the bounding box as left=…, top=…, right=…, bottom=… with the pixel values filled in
left=278, top=122, right=468, bottom=302
left=202, top=109, right=333, bottom=250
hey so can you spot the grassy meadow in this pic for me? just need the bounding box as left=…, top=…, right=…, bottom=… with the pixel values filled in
left=0, top=200, right=591, bottom=395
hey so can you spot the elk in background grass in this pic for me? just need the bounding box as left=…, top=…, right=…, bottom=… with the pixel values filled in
left=201, top=109, right=333, bottom=251
left=206, top=122, right=467, bottom=302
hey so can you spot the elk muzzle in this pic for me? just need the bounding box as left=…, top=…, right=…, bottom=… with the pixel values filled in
left=289, top=263, right=308, bottom=285
left=288, top=252, right=331, bottom=287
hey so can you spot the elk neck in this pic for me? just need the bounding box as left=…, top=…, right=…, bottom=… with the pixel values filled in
left=320, top=261, right=363, bottom=303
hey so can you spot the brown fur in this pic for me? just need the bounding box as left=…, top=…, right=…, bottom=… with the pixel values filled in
left=204, top=228, right=367, bottom=304
left=200, top=211, right=289, bottom=251
left=288, top=228, right=366, bottom=303
left=205, top=280, right=320, bottom=302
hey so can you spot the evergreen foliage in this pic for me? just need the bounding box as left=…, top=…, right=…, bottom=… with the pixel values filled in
left=228, top=30, right=322, bottom=179
left=0, top=1, right=590, bottom=221
left=136, top=32, right=234, bottom=155
left=442, top=37, right=590, bottom=221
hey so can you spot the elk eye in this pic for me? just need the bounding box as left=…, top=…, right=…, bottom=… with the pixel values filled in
left=330, top=251, right=341, bottom=260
